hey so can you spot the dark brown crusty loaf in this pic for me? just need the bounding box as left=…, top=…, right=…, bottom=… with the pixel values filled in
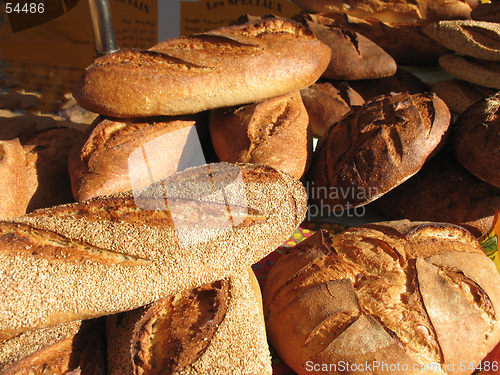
left=290, top=0, right=478, bottom=23
left=209, top=91, right=312, bottom=180
left=306, top=92, right=451, bottom=210
left=295, top=13, right=397, bottom=80
left=68, top=114, right=206, bottom=202
left=263, top=221, right=500, bottom=375
left=72, top=18, right=331, bottom=118
left=452, top=92, right=500, bottom=188
left=107, top=268, right=272, bottom=375
left=301, top=12, right=449, bottom=65
left=370, top=147, right=500, bottom=238
left=0, top=162, right=307, bottom=341
left=438, top=53, right=500, bottom=90
left=0, top=318, right=106, bottom=375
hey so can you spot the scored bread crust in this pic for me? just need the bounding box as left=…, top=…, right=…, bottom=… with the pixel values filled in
left=263, top=220, right=500, bottom=375
left=106, top=268, right=272, bottom=375
left=72, top=18, right=331, bottom=118
left=306, top=92, right=451, bottom=210
left=0, top=163, right=307, bottom=341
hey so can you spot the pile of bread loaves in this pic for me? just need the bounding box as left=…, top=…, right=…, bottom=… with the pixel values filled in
left=0, top=0, right=500, bottom=374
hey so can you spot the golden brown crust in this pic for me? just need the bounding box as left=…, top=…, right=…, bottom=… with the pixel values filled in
left=68, top=114, right=205, bottom=202
left=263, top=221, right=500, bottom=375
left=0, top=163, right=307, bottom=340
left=438, top=53, right=500, bottom=90
left=452, top=92, right=500, bottom=188
left=209, top=91, right=312, bottom=180
left=0, top=138, right=29, bottom=219
left=306, top=92, right=451, bottom=210
left=107, top=270, right=272, bottom=375
left=73, top=18, right=331, bottom=118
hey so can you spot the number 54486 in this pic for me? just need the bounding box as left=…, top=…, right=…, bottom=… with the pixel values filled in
left=5, top=2, right=45, bottom=13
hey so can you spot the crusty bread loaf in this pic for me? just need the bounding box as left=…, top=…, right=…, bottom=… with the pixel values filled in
left=471, top=1, right=500, bottom=23
left=107, top=268, right=272, bottom=375
left=429, top=79, right=498, bottom=114
left=300, top=12, right=449, bottom=65
left=0, top=318, right=106, bottom=374
left=209, top=91, right=312, bottom=180
left=291, top=0, right=477, bottom=23
left=0, top=138, right=30, bottom=219
left=438, top=53, right=500, bottom=90
left=263, top=221, right=500, bottom=375
left=423, top=20, right=500, bottom=62
left=295, top=13, right=397, bottom=80
left=306, top=92, right=451, bottom=210
left=22, top=126, right=81, bottom=212
left=0, top=162, right=307, bottom=341
left=452, top=92, right=500, bottom=188
left=300, top=81, right=365, bottom=138
left=73, top=18, right=331, bottom=118
left=370, top=147, right=500, bottom=238
left=68, top=114, right=206, bottom=202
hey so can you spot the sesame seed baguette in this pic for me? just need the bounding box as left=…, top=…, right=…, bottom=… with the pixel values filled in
left=0, top=163, right=307, bottom=341
left=106, top=268, right=272, bottom=375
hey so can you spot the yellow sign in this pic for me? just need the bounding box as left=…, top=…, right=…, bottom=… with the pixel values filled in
left=481, top=207, right=500, bottom=274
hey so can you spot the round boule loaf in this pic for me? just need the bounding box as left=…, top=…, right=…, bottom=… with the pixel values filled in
left=452, top=92, right=500, bottom=188
left=263, top=221, right=500, bottom=375
left=306, top=92, right=451, bottom=211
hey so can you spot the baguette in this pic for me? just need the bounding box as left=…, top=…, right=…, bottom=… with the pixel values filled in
left=73, top=18, right=331, bottom=118
left=106, top=268, right=272, bottom=375
left=0, top=162, right=307, bottom=341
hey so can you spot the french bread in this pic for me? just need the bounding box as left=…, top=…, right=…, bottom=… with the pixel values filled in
left=73, top=18, right=331, bottom=118
left=0, top=162, right=307, bottom=341
left=106, top=268, right=272, bottom=375
left=263, top=221, right=500, bottom=375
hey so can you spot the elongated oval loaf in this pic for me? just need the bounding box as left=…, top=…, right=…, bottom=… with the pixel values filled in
left=263, top=221, right=500, bottom=375
left=72, top=18, right=331, bottom=118
left=0, top=162, right=307, bottom=341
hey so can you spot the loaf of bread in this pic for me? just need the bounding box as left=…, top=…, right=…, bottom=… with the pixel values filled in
left=295, top=13, right=397, bottom=80
left=107, top=268, right=272, bottom=375
left=429, top=79, right=498, bottom=114
left=452, top=92, right=500, bottom=188
left=471, top=1, right=500, bottom=23
left=22, top=126, right=81, bottom=212
left=423, top=20, right=500, bottom=62
left=73, top=18, right=331, bottom=118
left=263, top=221, right=500, bottom=375
left=306, top=92, right=451, bottom=210
left=370, top=147, right=500, bottom=238
left=438, top=53, right=500, bottom=90
left=0, top=162, right=307, bottom=341
left=0, top=318, right=106, bottom=374
left=68, top=114, right=206, bottom=202
left=0, top=138, right=30, bottom=219
left=300, top=12, right=449, bottom=65
left=290, top=0, right=478, bottom=23
left=300, top=81, right=365, bottom=138
left=209, top=91, right=312, bottom=180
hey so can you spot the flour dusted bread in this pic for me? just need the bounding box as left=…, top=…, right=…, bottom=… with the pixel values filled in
left=107, top=269, right=271, bottom=375
left=0, top=162, right=307, bottom=340
left=306, top=92, right=451, bottom=210
left=263, top=221, right=500, bottom=375
left=73, top=18, right=331, bottom=118
left=209, top=91, right=312, bottom=180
